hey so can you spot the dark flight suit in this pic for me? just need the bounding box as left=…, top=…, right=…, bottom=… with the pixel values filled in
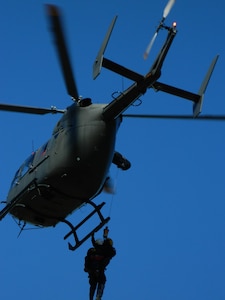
left=84, top=236, right=116, bottom=300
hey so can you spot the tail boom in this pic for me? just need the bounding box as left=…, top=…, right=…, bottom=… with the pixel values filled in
left=94, top=16, right=218, bottom=120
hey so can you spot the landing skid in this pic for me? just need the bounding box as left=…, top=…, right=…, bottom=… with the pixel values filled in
left=61, top=200, right=110, bottom=251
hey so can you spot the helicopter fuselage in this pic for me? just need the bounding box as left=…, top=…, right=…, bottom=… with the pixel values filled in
left=7, top=102, right=121, bottom=227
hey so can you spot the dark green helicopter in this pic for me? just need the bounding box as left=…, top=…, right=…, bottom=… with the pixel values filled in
left=0, top=1, right=220, bottom=251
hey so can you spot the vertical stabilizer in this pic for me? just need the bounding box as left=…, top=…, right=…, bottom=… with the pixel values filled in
left=193, top=55, right=219, bottom=117
left=93, top=16, right=117, bottom=80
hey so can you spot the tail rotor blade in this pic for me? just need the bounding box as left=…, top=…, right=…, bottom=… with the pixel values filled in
left=144, top=32, right=158, bottom=60
left=143, top=0, right=175, bottom=60
left=163, top=0, right=175, bottom=19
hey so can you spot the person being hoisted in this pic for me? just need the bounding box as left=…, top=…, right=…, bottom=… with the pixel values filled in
left=84, top=227, right=116, bottom=300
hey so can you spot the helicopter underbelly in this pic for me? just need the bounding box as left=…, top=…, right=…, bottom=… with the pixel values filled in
left=46, top=122, right=117, bottom=198
left=7, top=119, right=118, bottom=227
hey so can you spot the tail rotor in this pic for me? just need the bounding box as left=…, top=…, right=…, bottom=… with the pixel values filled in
left=144, top=0, right=175, bottom=59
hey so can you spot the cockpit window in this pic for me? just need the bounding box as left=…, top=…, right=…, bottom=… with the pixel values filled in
left=21, top=153, right=35, bottom=176
left=40, top=142, right=48, bottom=156
left=36, top=142, right=48, bottom=160
left=11, top=152, right=36, bottom=187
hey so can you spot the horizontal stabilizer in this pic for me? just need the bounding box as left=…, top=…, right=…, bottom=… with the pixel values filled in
left=152, top=55, right=219, bottom=117
left=152, top=81, right=200, bottom=102
left=102, top=58, right=144, bottom=82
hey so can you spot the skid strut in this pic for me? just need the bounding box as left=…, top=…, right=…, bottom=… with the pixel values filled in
left=62, top=200, right=110, bottom=251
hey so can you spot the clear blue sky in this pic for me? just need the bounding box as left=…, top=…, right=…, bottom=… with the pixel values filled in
left=0, top=1, right=225, bottom=299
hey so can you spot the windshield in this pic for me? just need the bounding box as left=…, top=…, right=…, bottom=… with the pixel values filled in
left=11, top=152, right=36, bottom=188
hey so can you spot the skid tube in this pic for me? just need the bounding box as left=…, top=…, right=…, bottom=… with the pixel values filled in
left=61, top=200, right=110, bottom=251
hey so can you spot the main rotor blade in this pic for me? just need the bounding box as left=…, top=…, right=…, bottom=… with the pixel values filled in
left=163, top=0, right=175, bottom=19
left=123, top=114, right=225, bottom=121
left=0, top=103, right=65, bottom=115
left=46, top=5, right=79, bottom=101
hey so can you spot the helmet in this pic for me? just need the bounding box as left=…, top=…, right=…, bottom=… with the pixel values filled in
left=95, top=239, right=104, bottom=245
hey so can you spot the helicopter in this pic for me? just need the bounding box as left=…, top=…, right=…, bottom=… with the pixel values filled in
left=0, top=1, right=221, bottom=251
